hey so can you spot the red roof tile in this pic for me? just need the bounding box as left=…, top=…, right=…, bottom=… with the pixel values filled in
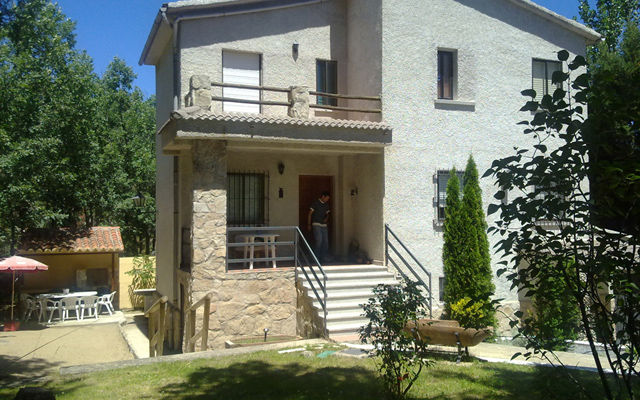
left=17, top=227, right=125, bottom=254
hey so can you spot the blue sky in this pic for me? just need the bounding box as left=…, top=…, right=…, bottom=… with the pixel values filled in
left=53, top=0, right=592, bottom=99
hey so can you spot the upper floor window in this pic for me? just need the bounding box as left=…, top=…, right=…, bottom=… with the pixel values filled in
left=316, top=59, right=337, bottom=106
left=222, top=50, right=261, bottom=113
left=227, top=172, right=268, bottom=227
left=438, top=50, right=456, bottom=100
left=436, top=169, right=464, bottom=221
left=532, top=59, right=562, bottom=103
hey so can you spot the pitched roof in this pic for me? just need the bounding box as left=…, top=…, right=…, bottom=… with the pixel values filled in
left=140, top=0, right=600, bottom=66
left=17, top=227, right=125, bottom=254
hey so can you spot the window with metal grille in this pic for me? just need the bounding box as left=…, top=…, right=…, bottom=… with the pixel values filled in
left=316, top=59, right=337, bottom=106
left=227, top=172, right=268, bottom=226
left=532, top=59, right=562, bottom=102
left=436, top=169, right=465, bottom=221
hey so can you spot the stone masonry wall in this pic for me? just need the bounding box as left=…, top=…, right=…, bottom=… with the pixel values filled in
left=208, top=270, right=297, bottom=349
left=188, top=140, right=298, bottom=351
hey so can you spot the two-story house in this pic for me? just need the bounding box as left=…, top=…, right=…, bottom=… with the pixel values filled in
left=140, top=0, right=599, bottom=350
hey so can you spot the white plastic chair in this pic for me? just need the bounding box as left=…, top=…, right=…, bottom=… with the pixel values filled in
left=22, top=294, right=41, bottom=322
left=44, top=298, right=62, bottom=323
left=97, top=291, right=116, bottom=315
left=61, top=297, right=83, bottom=321
left=81, top=295, right=99, bottom=319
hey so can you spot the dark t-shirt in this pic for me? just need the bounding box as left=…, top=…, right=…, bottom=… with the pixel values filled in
left=310, top=199, right=330, bottom=224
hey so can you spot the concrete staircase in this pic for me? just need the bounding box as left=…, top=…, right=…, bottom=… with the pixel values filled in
left=297, top=265, right=400, bottom=341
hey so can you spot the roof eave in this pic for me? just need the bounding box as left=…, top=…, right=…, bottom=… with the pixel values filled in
left=507, top=0, right=601, bottom=45
left=139, top=0, right=332, bottom=66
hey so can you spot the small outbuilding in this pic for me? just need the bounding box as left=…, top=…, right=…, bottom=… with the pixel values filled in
left=17, top=227, right=125, bottom=307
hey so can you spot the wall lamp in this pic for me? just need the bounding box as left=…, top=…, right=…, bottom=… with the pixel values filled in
left=351, top=187, right=359, bottom=196
left=278, top=162, right=285, bottom=175
left=292, top=41, right=299, bottom=57
left=130, top=192, right=155, bottom=214
left=130, top=192, right=146, bottom=208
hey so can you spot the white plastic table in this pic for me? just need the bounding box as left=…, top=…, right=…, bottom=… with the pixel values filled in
left=235, top=233, right=279, bottom=269
left=37, top=291, right=98, bottom=322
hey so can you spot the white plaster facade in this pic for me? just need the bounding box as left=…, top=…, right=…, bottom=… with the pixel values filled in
left=140, top=0, right=599, bottom=346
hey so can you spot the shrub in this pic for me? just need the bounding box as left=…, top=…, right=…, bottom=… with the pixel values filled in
left=126, top=255, right=156, bottom=309
left=359, top=280, right=433, bottom=400
left=450, top=297, right=492, bottom=330
left=522, top=262, right=581, bottom=351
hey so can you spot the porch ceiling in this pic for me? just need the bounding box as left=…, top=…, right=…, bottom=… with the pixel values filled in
left=158, top=106, right=393, bottom=153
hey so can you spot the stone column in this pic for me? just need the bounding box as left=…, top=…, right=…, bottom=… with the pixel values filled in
left=288, top=86, right=309, bottom=118
left=190, top=140, right=227, bottom=300
left=188, top=75, right=212, bottom=109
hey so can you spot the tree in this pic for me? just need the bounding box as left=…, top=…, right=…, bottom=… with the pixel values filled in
left=88, top=58, right=156, bottom=255
left=579, top=0, right=640, bottom=52
left=458, top=155, right=495, bottom=329
left=442, top=158, right=496, bottom=329
left=0, top=1, right=156, bottom=256
left=587, top=25, right=640, bottom=234
left=522, top=259, right=581, bottom=352
left=485, top=50, right=640, bottom=400
left=0, top=0, right=98, bottom=253
left=442, top=168, right=463, bottom=316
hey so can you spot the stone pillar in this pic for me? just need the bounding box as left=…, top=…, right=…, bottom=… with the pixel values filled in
left=188, top=75, right=212, bottom=109
left=190, top=140, right=227, bottom=300
left=288, top=86, right=309, bottom=118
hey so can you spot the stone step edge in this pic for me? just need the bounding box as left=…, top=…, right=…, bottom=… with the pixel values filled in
left=300, top=279, right=399, bottom=289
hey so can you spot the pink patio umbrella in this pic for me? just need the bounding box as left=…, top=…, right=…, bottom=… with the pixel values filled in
left=0, top=256, right=49, bottom=322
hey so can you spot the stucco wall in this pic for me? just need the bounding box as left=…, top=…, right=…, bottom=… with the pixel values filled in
left=155, top=40, right=177, bottom=301
left=346, top=0, right=383, bottom=122
left=178, top=1, right=348, bottom=117
left=118, top=256, right=157, bottom=310
left=226, top=147, right=384, bottom=258
left=380, top=0, right=591, bottom=311
left=22, top=253, right=119, bottom=305
left=148, top=0, right=594, bottom=334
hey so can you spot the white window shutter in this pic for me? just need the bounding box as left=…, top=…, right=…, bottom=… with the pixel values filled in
left=532, top=60, right=546, bottom=102
left=548, top=61, right=562, bottom=92
left=222, top=51, right=261, bottom=113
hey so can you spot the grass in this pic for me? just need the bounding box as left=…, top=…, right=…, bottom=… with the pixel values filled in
left=0, top=345, right=611, bottom=400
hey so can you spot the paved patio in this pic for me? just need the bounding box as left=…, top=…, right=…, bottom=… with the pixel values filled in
left=0, top=311, right=139, bottom=385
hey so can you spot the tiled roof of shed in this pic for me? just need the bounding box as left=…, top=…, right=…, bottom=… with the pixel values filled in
left=170, top=106, right=393, bottom=131
left=18, top=227, right=125, bottom=254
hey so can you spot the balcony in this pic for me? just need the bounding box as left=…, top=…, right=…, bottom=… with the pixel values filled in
left=185, top=75, right=383, bottom=122
left=158, top=75, right=392, bottom=153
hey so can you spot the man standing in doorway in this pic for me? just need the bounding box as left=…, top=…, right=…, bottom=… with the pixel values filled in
left=307, top=191, right=330, bottom=263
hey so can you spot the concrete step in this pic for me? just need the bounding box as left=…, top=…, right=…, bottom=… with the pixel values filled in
left=307, top=265, right=389, bottom=273
left=297, top=264, right=401, bottom=340
left=301, top=278, right=398, bottom=291
left=326, top=321, right=368, bottom=336
left=326, top=312, right=368, bottom=325
left=316, top=300, right=369, bottom=311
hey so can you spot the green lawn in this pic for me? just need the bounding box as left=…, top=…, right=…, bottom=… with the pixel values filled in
left=1, top=345, right=609, bottom=400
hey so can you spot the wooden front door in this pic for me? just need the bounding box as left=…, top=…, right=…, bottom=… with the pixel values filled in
left=299, top=175, right=333, bottom=245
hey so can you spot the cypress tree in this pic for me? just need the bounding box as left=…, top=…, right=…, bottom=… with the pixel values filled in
left=442, top=168, right=463, bottom=317
left=460, top=155, right=495, bottom=328
left=442, top=156, right=496, bottom=328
